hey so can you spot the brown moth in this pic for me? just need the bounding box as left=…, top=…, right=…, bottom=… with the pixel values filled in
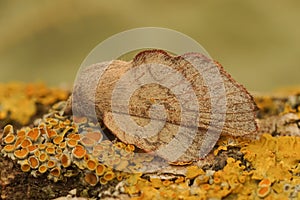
left=66, top=49, right=258, bottom=164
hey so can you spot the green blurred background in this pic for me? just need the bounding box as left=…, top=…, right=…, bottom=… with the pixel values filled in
left=0, top=0, right=299, bottom=92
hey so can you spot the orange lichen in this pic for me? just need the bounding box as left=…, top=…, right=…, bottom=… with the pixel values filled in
left=103, top=171, right=115, bottom=181
left=14, top=148, right=29, bottom=159
left=55, top=148, right=62, bottom=155
left=99, top=177, right=108, bottom=185
left=38, top=143, right=46, bottom=150
left=86, top=159, right=97, bottom=171
left=39, top=152, right=49, bottom=162
left=96, top=164, right=106, bottom=176
left=38, top=164, right=48, bottom=174
left=60, top=153, right=71, bottom=168
left=67, top=139, right=78, bottom=148
left=125, top=144, right=135, bottom=152
left=47, top=160, right=56, bottom=168
left=45, top=146, right=56, bottom=155
left=162, top=180, right=172, bottom=187
left=27, top=144, right=38, bottom=153
left=3, top=134, right=15, bottom=144
left=3, top=124, right=14, bottom=133
left=46, top=129, right=58, bottom=139
left=114, top=142, right=126, bottom=150
left=258, top=178, right=272, bottom=187
left=84, top=172, right=98, bottom=186
left=257, top=186, right=271, bottom=198
left=2, top=83, right=300, bottom=199
left=213, top=176, right=221, bottom=184
left=72, top=145, right=86, bottom=159
left=20, top=161, right=31, bottom=172
left=53, top=135, right=64, bottom=145
left=58, top=141, right=67, bottom=149
left=67, top=133, right=81, bottom=141
left=20, top=138, right=32, bottom=148
left=28, top=156, right=39, bottom=169
left=50, top=167, right=61, bottom=178
left=2, top=144, right=15, bottom=153
left=17, top=130, right=26, bottom=137
left=27, top=128, right=40, bottom=142
left=1, top=105, right=139, bottom=187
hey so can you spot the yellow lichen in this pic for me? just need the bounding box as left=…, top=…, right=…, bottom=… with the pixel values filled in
left=121, top=157, right=256, bottom=199
left=1, top=83, right=300, bottom=199
left=241, top=133, right=300, bottom=182
left=186, top=165, right=205, bottom=179
left=0, top=82, right=68, bottom=126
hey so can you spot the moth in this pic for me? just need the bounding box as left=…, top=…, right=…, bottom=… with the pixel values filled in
left=66, top=49, right=258, bottom=164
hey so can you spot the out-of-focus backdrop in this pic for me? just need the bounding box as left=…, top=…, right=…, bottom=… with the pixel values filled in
left=0, top=0, right=299, bottom=92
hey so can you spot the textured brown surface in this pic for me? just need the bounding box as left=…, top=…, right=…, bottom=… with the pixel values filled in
left=69, top=49, right=258, bottom=163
